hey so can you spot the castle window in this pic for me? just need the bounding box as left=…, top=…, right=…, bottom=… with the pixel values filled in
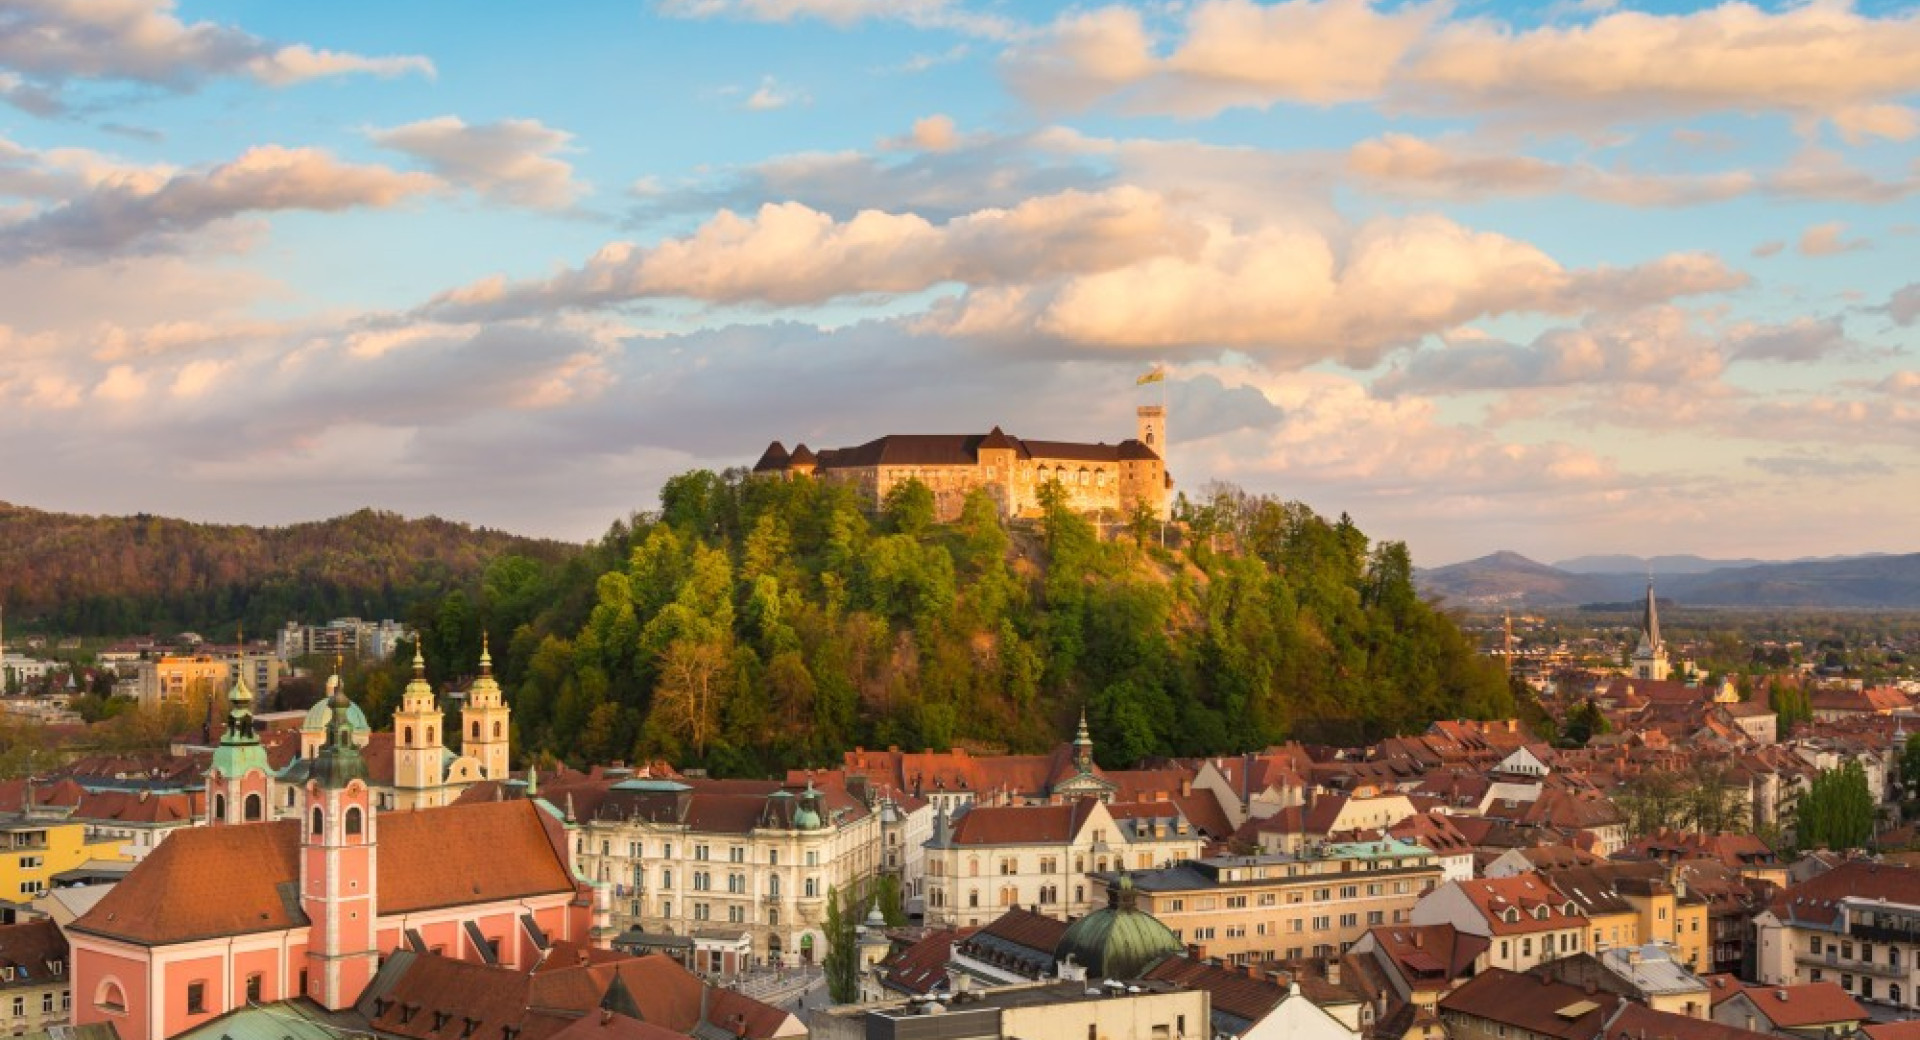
left=346, top=807, right=364, bottom=836
left=494, top=721, right=503, bottom=739
left=428, top=727, right=436, bottom=744
left=472, top=721, right=481, bottom=739
left=244, top=793, right=263, bottom=822
left=311, top=808, right=324, bottom=835
left=404, top=726, right=414, bottom=744
left=213, top=794, right=226, bottom=820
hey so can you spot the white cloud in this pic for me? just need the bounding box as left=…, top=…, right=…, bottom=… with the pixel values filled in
left=1346, top=132, right=1755, bottom=206
left=1798, top=221, right=1869, bottom=256
left=0, top=0, right=431, bottom=111
left=1003, top=0, right=1920, bottom=135
left=0, top=144, right=439, bottom=261
left=371, top=116, right=584, bottom=210
left=744, top=76, right=808, bottom=111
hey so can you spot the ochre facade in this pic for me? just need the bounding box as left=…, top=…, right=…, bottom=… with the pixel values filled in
left=753, top=406, right=1171, bottom=521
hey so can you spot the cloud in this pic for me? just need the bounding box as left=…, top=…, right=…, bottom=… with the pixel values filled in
left=658, top=0, right=1015, bottom=39
left=1746, top=452, right=1893, bottom=478
left=1003, top=0, right=1920, bottom=135
left=1346, top=133, right=1754, bottom=206
left=906, top=115, right=960, bottom=152
left=370, top=116, right=584, bottom=210
left=1798, top=221, right=1868, bottom=256
left=1724, top=317, right=1852, bottom=364
left=0, top=144, right=439, bottom=261
left=0, top=0, right=432, bottom=111
left=1884, top=283, right=1920, bottom=326
left=428, top=186, right=1202, bottom=317
left=1751, top=241, right=1783, bottom=258
left=743, top=76, right=807, bottom=111
left=1373, top=307, right=1723, bottom=395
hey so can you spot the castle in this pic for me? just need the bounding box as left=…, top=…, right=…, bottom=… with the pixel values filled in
left=752, top=406, right=1172, bottom=522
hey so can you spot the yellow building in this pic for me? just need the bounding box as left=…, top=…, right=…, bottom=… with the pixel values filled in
left=1544, top=863, right=1710, bottom=971
left=136, top=655, right=230, bottom=709
left=0, top=812, right=128, bottom=900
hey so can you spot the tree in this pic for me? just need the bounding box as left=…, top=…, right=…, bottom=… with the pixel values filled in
left=1900, top=732, right=1920, bottom=807
left=882, top=478, right=936, bottom=536
left=823, top=885, right=862, bottom=1004
left=1560, top=699, right=1611, bottom=747
left=872, top=873, right=906, bottom=927
left=649, top=638, right=731, bottom=757
left=1796, top=760, right=1876, bottom=851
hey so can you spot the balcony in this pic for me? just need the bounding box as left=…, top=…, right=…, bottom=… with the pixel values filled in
left=1852, top=923, right=1920, bottom=945
left=1796, top=951, right=1907, bottom=979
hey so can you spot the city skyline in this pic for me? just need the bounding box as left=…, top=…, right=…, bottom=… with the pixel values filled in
left=0, top=0, right=1916, bottom=565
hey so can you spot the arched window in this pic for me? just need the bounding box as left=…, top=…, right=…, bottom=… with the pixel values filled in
left=1892, top=983, right=1904, bottom=1006
left=94, top=979, right=127, bottom=1014
left=404, top=726, right=414, bottom=744
left=427, top=727, right=436, bottom=744
left=311, top=808, right=324, bottom=835
left=471, top=721, right=481, bottom=740
left=244, top=793, right=263, bottom=822
left=213, top=794, right=226, bottom=820
left=346, top=806, right=364, bottom=836
left=494, top=721, right=503, bottom=739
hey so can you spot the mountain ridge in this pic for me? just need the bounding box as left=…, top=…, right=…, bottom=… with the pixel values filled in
left=1418, top=550, right=1920, bottom=608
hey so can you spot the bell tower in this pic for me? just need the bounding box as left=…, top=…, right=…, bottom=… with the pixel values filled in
left=392, top=645, right=445, bottom=806
left=461, top=633, right=512, bottom=780
left=302, top=677, right=377, bottom=1010
left=207, top=667, right=271, bottom=825
left=1136, top=405, right=1165, bottom=457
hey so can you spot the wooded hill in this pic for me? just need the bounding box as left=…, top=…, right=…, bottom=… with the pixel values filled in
left=372, top=472, right=1515, bottom=776
left=0, top=502, right=580, bottom=635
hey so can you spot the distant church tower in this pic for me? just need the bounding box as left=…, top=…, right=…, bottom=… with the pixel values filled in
left=1631, top=578, right=1670, bottom=681
left=393, top=646, right=446, bottom=807
left=462, top=633, right=512, bottom=780
left=207, top=668, right=270, bottom=825
left=302, top=677, right=378, bottom=1010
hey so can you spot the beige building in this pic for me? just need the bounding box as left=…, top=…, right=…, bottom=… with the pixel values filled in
left=1098, top=839, right=1445, bottom=963
left=1753, top=860, right=1920, bottom=1009
left=923, top=798, right=1205, bottom=928
left=1411, top=875, right=1591, bottom=972
left=567, top=775, right=882, bottom=967
left=135, top=655, right=229, bottom=708
left=0, top=920, right=71, bottom=1036
left=752, top=407, right=1172, bottom=521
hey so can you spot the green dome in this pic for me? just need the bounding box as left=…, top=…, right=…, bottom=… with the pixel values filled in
left=303, top=696, right=370, bottom=734
left=1054, top=875, right=1181, bottom=980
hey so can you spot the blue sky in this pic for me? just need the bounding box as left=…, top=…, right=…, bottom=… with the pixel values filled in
left=1, top=0, right=1916, bottom=565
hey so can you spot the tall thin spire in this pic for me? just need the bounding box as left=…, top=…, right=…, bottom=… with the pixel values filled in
left=1640, top=577, right=1662, bottom=653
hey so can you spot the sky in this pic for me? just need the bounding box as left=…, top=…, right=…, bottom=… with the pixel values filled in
left=0, top=0, right=1917, bottom=567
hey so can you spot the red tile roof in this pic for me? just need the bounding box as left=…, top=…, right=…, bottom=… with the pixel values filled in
left=947, top=800, right=1098, bottom=845
left=1727, top=982, right=1867, bottom=1028
left=1452, top=876, right=1587, bottom=935
left=73, top=799, right=575, bottom=945
left=1607, top=1002, right=1777, bottom=1040
left=1439, top=968, right=1621, bottom=1040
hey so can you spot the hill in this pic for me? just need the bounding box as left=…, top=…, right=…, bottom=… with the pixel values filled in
left=0, top=502, right=581, bottom=634
left=1419, top=551, right=1920, bottom=608
left=347, top=471, right=1515, bottom=776
left=1552, top=553, right=1768, bottom=574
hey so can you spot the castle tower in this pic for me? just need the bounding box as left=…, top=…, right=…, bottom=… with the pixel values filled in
left=302, top=676, right=378, bottom=1010
left=1631, top=578, right=1671, bottom=681
left=207, top=667, right=271, bottom=825
left=393, top=645, right=446, bottom=806
left=1137, top=404, right=1166, bottom=456
left=461, top=633, right=512, bottom=781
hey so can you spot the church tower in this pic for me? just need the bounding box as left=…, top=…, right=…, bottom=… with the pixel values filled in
left=1631, top=578, right=1671, bottom=681
left=461, top=633, right=512, bottom=780
left=393, top=645, right=446, bottom=806
left=302, top=677, right=378, bottom=1010
left=207, top=667, right=271, bottom=825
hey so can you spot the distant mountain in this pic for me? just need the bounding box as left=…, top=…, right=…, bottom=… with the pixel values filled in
left=1552, top=553, right=1768, bottom=575
left=1415, top=552, right=1616, bottom=607
left=1552, top=552, right=1888, bottom=574
left=0, top=502, right=581, bottom=634
left=1419, top=550, right=1920, bottom=608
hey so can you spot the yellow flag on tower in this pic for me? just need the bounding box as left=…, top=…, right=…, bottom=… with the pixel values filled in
left=1136, top=365, right=1166, bottom=386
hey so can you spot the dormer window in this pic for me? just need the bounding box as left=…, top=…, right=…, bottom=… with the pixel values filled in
left=1535, top=906, right=1550, bottom=920
left=1505, top=908, right=1521, bottom=923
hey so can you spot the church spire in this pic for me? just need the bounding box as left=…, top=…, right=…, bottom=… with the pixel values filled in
left=1073, top=708, right=1094, bottom=773
left=1631, top=576, right=1672, bottom=682
left=1640, top=577, right=1662, bottom=653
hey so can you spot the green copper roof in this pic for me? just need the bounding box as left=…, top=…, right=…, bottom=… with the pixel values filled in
left=1054, top=875, right=1181, bottom=980
left=307, top=677, right=368, bottom=789
left=211, top=671, right=269, bottom=778
left=302, top=695, right=370, bottom=734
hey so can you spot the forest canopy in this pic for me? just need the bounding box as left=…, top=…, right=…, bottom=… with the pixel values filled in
left=376, top=471, right=1513, bottom=777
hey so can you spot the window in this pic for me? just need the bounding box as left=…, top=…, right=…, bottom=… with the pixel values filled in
left=661, top=869, right=673, bottom=888
left=1340, top=913, right=1358, bottom=928
left=40, top=994, right=51, bottom=1015
left=345, top=806, right=363, bottom=836
left=244, top=793, right=262, bottom=821
left=11, top=997, right=21, bottom=1019
left=186, top=982, right=207, bottom=1016
left=1340, top=885, right=1358, bottom=899
left=768, top=875, right=779, bottom=896
left=806, top=878, right=818, bottom=898
left=246, top=974, right=263, bottom=1003
left=768, top=849, right=777, bottom=866
left=94, top=981, right=126, bottom=1015
left=731, top=846, right=745, bottom=863
left=311, top=808, right=324, bottom=835
left=212, top=795, right=226, bottom=820
left=472, top=721, right=481, bottom=739
left=695, top=845, right=710, bottom=861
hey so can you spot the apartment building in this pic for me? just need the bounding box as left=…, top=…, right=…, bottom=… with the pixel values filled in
left=922, top=798, right=1204, bottom=928
left=1753, top=860, right=1920, bottom=1009
left=566, top=776, right=882, bottom=967
left=1093, top=839, right=1445, bottom=963
left=1411, top=875, right=1590, bottom=972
